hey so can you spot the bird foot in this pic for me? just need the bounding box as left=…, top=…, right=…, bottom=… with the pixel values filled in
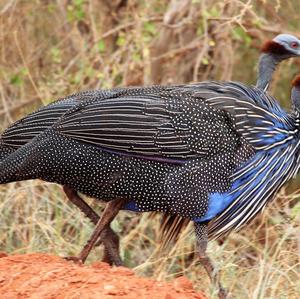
left=102, top=254, right=124, bottom=267
left=64, top=256, right=84, bottom=264
left=218, top=286, right=229, bottom=299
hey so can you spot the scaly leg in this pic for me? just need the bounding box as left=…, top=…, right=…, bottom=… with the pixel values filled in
left=63, top=186, right=123, bottom=266
left=100, top=226, right=122, bottom=266
left=194, top=222, right=228, bottom=299
left=73, top=197, right=125, bottom=263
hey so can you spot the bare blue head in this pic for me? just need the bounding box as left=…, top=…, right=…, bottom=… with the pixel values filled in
left=257, top=34, right=300, bottom=91
left=272, top=34, right=300, bottom=56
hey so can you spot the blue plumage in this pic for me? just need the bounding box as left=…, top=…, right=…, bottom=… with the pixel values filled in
left=208, top=143, right=297, bottom=238
left=193, top=192, right=232, bottom=222
left=123, top=200, right=141, bottom=212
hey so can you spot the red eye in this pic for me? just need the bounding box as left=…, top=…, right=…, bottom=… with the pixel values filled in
left=291, top=41, right=298, bottom=48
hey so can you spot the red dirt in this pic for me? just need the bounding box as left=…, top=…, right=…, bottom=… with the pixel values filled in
left=0, top=253, right=207, bottom=299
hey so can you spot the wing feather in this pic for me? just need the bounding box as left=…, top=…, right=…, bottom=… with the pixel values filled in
left=56, top=95, right=194, bottom=159
left=55, top=89, right=239, bottom=160
left=188, top=83, right=295, bottom=150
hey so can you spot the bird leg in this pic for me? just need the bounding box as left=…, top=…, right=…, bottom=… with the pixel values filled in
left=194, top=222, right=228, bottom=299
left=100, top=225, right=122, bottom=266
left=72, top=197, right=125, bottom=263
left=63, top=186, right=123, bottom=266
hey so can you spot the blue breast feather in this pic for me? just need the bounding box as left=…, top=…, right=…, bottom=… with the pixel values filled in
left=194, top=145, right=294, bottom=223
left=193, top=154, right=266, bottom=222
left=122, top=150, right=274, bottom=216
left=122, top=144, right=293, bottom=219
left=123, top=201, right=141, bottom=212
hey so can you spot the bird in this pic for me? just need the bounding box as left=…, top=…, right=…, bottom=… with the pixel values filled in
left=1, top=33, right=299, bottom=263
left=0, top=33, right=299, bottom=277
left=1, top=74, right=300, bottom=298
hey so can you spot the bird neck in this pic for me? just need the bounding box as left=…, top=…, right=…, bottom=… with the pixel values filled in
left=291, top=87, right=300, bottom=118
left=256, top=53, right=283, bottom=91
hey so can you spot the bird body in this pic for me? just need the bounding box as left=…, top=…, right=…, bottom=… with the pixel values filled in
left=0, top=86, right=252, bottom=223
left=1, top=81, right=298, bottom=237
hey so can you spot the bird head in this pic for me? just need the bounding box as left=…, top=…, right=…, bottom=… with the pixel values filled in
left=262, top=34, right=300, bottom=58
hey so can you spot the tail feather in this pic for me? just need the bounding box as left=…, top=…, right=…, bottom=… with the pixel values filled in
left=0, top=134, right=49, bottom=184
left=149, top=212, right=190, bottom=251
left=0, top=139, right=14, bottom=162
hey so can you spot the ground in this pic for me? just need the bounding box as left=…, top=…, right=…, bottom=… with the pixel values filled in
left=0, top=253, right=207, bottom=299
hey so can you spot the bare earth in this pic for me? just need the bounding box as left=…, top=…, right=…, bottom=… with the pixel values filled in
left=0, top=253, right=207, bottom=299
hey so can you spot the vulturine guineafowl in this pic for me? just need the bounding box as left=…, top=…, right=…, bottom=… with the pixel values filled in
left=1, top=75, right=300, bottom=298
left=1, top=34, right=299, bottom=268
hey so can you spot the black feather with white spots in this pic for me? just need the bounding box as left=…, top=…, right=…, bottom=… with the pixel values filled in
left=0, top=86, right=254, bottom=220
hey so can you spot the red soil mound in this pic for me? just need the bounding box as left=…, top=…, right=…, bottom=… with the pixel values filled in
left=0, top=253, right=207, bottom=299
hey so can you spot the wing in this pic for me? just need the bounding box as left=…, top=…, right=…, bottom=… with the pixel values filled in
left=55, top=89, right=239, bottom=161
left=187, top=82, right=294, bottom=150
left=1, top=90, right=98, bottom=148
left=1, top=86, right=170, bottom=149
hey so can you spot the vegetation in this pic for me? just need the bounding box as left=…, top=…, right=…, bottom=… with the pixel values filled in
left=0, top=1, right=299, bottom=298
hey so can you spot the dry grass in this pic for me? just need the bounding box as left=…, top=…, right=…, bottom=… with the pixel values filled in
left=0, top=1, right=299, bottom=298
